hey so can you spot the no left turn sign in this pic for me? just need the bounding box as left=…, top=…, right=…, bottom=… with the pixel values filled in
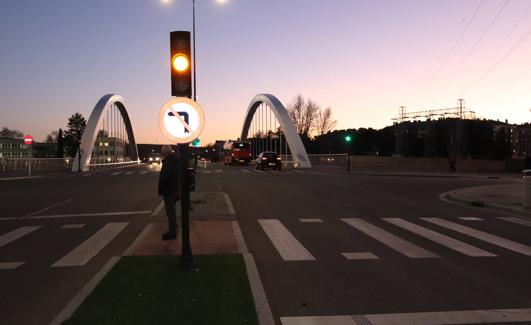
left=158, top=97, right=205, bottom=144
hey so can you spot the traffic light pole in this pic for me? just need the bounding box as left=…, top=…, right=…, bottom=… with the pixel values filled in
left=180, top=144, right=193, bottom=266
left=192, top=0, right=197, bottom=101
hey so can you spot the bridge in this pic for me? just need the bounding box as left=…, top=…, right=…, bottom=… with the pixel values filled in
left=73, top=93, right=311, bottom=171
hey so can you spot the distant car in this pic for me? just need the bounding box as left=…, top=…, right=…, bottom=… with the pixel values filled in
left=256, top=152, right=281, bottom=171
left=148, top=153, right=161, bottom=164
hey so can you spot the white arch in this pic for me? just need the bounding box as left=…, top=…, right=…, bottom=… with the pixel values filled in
left=72, top=94, right=139, bottom=171
left=240, top=94, right=311, bottom=168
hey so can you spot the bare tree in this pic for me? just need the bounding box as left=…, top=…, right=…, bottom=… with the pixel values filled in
left=287, top=95, right=321, bottom=138
left=0, top=127, right=24, bottom=139
left=316, top=107, right=337, bottom=135
left=302, top=99, right=320, bottom=137
left=287, top=95, right=305, bottom=135
left=45, top=130, right=59, bottom=143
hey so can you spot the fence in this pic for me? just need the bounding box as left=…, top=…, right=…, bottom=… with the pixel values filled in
left=0, top=158, right=74, bottom=173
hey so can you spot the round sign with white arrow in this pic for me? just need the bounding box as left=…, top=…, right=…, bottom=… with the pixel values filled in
left=158, top=97, right=205, bottom=144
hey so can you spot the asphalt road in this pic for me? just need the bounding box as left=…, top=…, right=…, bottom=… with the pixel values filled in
left=206, top=163, right=530, bottom=324
left=1, top=162, right=530, bottom=325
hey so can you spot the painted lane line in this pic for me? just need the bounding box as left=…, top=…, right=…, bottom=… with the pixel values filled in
left=213, top=169, right=223, bottom=173
left=61, top=224, right=86, bottom=229
left=0, top=226, right=42, bottom=248
left=241, top=169, right=251, bottom=173
left=459, top=217, right=483, bottom=221
left=50, top=256, right=121, bottom=325
left=28, top=210, right=151, bottom=220
left=19, top=198, right=74, bottom=219
left=280, top=308, right=531, bottom=325
left=498, top=216, right=531, bottom=227
left=258, top=219, right=316, bottom=261
left=202, top=170, right=212, bottom=174
left=139, top=170, right=149, bottom=175
left=232, top=221, right=275, bottom=325
left=384, top=218, right=496, bottom=257
left=332, top=198, right=353, bottom=208
left=0, top=218, right=17, bottom=221
left=341, top=218, right=437, bottom=258
left=222, top=192, right=236, bottom=215
left=299, top=218, right=323, bottom=223
left=125, top=171, right=135, bottom=175
left=81, top=173, right=94, bottom=177
left=341, top=252, right=379, bottom=260
left=110, top=171, right=123, bottom=176
left=282, top=315, right=356, bottom=325
left=423, top=217, right=531, bottom=256
left=51, top=222, right=128, bottom=267
left=123, top=223, right=154, bottom=256
left=0, top=262, right=25, bottom=270
left=151, top=200, right=165, bottom=216
left=255, top=170, right=265, bottom=174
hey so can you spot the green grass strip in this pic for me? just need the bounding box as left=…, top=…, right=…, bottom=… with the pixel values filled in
left=64, top=255, right=259, bottom=325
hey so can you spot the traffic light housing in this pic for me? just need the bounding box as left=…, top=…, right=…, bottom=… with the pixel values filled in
left=170, top=31, right=192, bottom=98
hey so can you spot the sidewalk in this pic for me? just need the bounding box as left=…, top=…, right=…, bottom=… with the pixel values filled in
left=442, top=182, right=531, bottom=219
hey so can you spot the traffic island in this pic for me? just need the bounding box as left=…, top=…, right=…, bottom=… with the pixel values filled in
left=63, top=254, right=259, bottom=325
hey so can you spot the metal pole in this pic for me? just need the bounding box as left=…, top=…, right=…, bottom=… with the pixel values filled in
left=192, top=0, right=197, bottom=102
left=28, top=144, right=32, bottom=177
left=180, top=144, right=193, bottom=265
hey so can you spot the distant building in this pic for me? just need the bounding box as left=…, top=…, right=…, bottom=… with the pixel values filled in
left=512, top=123, right=531, bottom=158
left=0, top=137, right=29, bottom=158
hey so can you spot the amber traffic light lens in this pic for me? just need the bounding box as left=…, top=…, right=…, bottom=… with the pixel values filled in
left=172, top=54, right=189, bottom=72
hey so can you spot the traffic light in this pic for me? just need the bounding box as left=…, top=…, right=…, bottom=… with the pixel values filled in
left=170, top=31, right=192, bottom=98
left=191, top=138, right=200, bottom=147
left=345, top=135, right=352, bottom=142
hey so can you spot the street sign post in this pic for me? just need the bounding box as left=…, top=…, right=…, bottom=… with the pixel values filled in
left=24, top=135, right=33, bottom=177
left=158, top=97, right=205, bottom=265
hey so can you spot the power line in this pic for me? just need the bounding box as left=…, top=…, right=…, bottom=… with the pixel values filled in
left=461, top=22, right=531, bottom=97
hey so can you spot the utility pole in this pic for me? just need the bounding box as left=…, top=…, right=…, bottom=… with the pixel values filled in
left=458, top=99, right=464, bottom=119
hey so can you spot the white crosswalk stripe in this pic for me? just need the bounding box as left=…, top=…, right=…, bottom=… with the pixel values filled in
left=0, top=262, right=25, bottom=270
left=110, top=171, right=123, bottom=176
left=423, top=217, right=531, bottom=256
left=383, top=218, right=496, bottom=257
left=342, top=218, right=438, bottom=258
left=241, top=169, right=251, bottom=173
left=139, top=170, right=150, bottom=175
left=51, top=222, right=128, bottom=267
left=0, top=226, right=42, bottom=248
left=498, top=216, right=531, bottom=227
left=259, top=219, right=316, bottom=261
left=125, top=171, right=135, bottom=175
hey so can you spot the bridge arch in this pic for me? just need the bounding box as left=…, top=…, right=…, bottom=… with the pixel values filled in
left=73, top=94, right=139, bottom=171
left=240, top=94, right=311, bottom=168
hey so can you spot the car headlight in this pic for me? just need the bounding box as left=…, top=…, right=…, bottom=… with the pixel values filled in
left=155, top=157, right=160, bottom=161
left=149, top=158, right=153, bottom=161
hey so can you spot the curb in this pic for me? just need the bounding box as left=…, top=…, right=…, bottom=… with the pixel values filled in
left=440, top=190, right=531, bottom=220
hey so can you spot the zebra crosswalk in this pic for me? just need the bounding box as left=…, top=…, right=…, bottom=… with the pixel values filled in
left=0, top=223, right=129, bottom=269
left=258, top=217, right=531, bottom=262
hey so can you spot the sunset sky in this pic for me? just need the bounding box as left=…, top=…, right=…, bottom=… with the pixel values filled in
left=1, top=0, right=530, bottom=145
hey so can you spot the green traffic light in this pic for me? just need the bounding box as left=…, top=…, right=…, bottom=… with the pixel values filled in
left=345, top=135, right=352, bottom=142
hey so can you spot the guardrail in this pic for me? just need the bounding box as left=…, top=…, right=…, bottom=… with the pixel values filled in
left=307, top=154, right=348, bottom=167
left=85, top=160, right=140, bottom=171
left=0, top=158, right=74, bottom=173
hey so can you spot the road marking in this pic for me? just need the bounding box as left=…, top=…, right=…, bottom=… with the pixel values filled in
left=341, top=252, right=379, bottom=260
left=19, top=198, right=74, bottom=219
left=293, top=170, right=305, bottom=173
left=282, top=315, right=356, bottom=325
left=213, top=169, right=223, bottom=173
left=423, top=217, right=531, bottom=256
left=110, top=171, right=123, bottom=176
left=139, top=170, right=149, bottom=175
left=61, top=224, right=86, bottom=229
left=459, top=217, right=483, bottom=221
left=0, top=226, right=41, bottom=248
left=50, top=256, right=121, bottom=325
left=51, top=222, right=128, bottom=267
left=255, top=170, right=265, bottom=174
left=221, top=192, right=236, bottom=215
left=201, top=170, right=212, bottom=174
left=0, top=218, right=17, bottom=221
left=384, top=218, right=496, bottom=257
left=125, top=171, right=135, bottom=175
left=281, top=308, right=531, bottom=325
left=0, top=262, right=25, bottom=270
left=81, top=173, right=94, bottom=177
left=151, top=200, right=165, bottom=216
left=241, top=169, right=251, bottom=173
left=258, top=219, right=316, bottom=261
left=341, top=218, right=437, bottom=258
left=332, top=198, right=353, bottom=208
left=498, top=216, right=531, bottom=227
left=299, top=218, right=323, bottom=223
left=27, top=211, right=151, bottom=220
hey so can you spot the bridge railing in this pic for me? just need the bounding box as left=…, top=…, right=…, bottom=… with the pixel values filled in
left=0, top=158, right=74, bottom=173
left=84, top=160, right=140, bottom=171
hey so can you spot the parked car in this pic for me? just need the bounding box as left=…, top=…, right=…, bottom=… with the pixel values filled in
left=256, top=152, right=281, bottom=171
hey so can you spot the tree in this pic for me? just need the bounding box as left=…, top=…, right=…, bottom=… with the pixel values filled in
left=57, top=129, right=64, bottom=158
left=45, top=130, right=59, bottom=143
left=316, top=107, right=337, bottom=135
left=0, top=127, right=24, bottom=139
left=64, top=113, right=87, bottom=157
left=286, top=95, right=320, bottom=138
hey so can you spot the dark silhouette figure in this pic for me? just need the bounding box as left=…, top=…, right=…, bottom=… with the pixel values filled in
left=158, top=145, right=180, bottom=241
